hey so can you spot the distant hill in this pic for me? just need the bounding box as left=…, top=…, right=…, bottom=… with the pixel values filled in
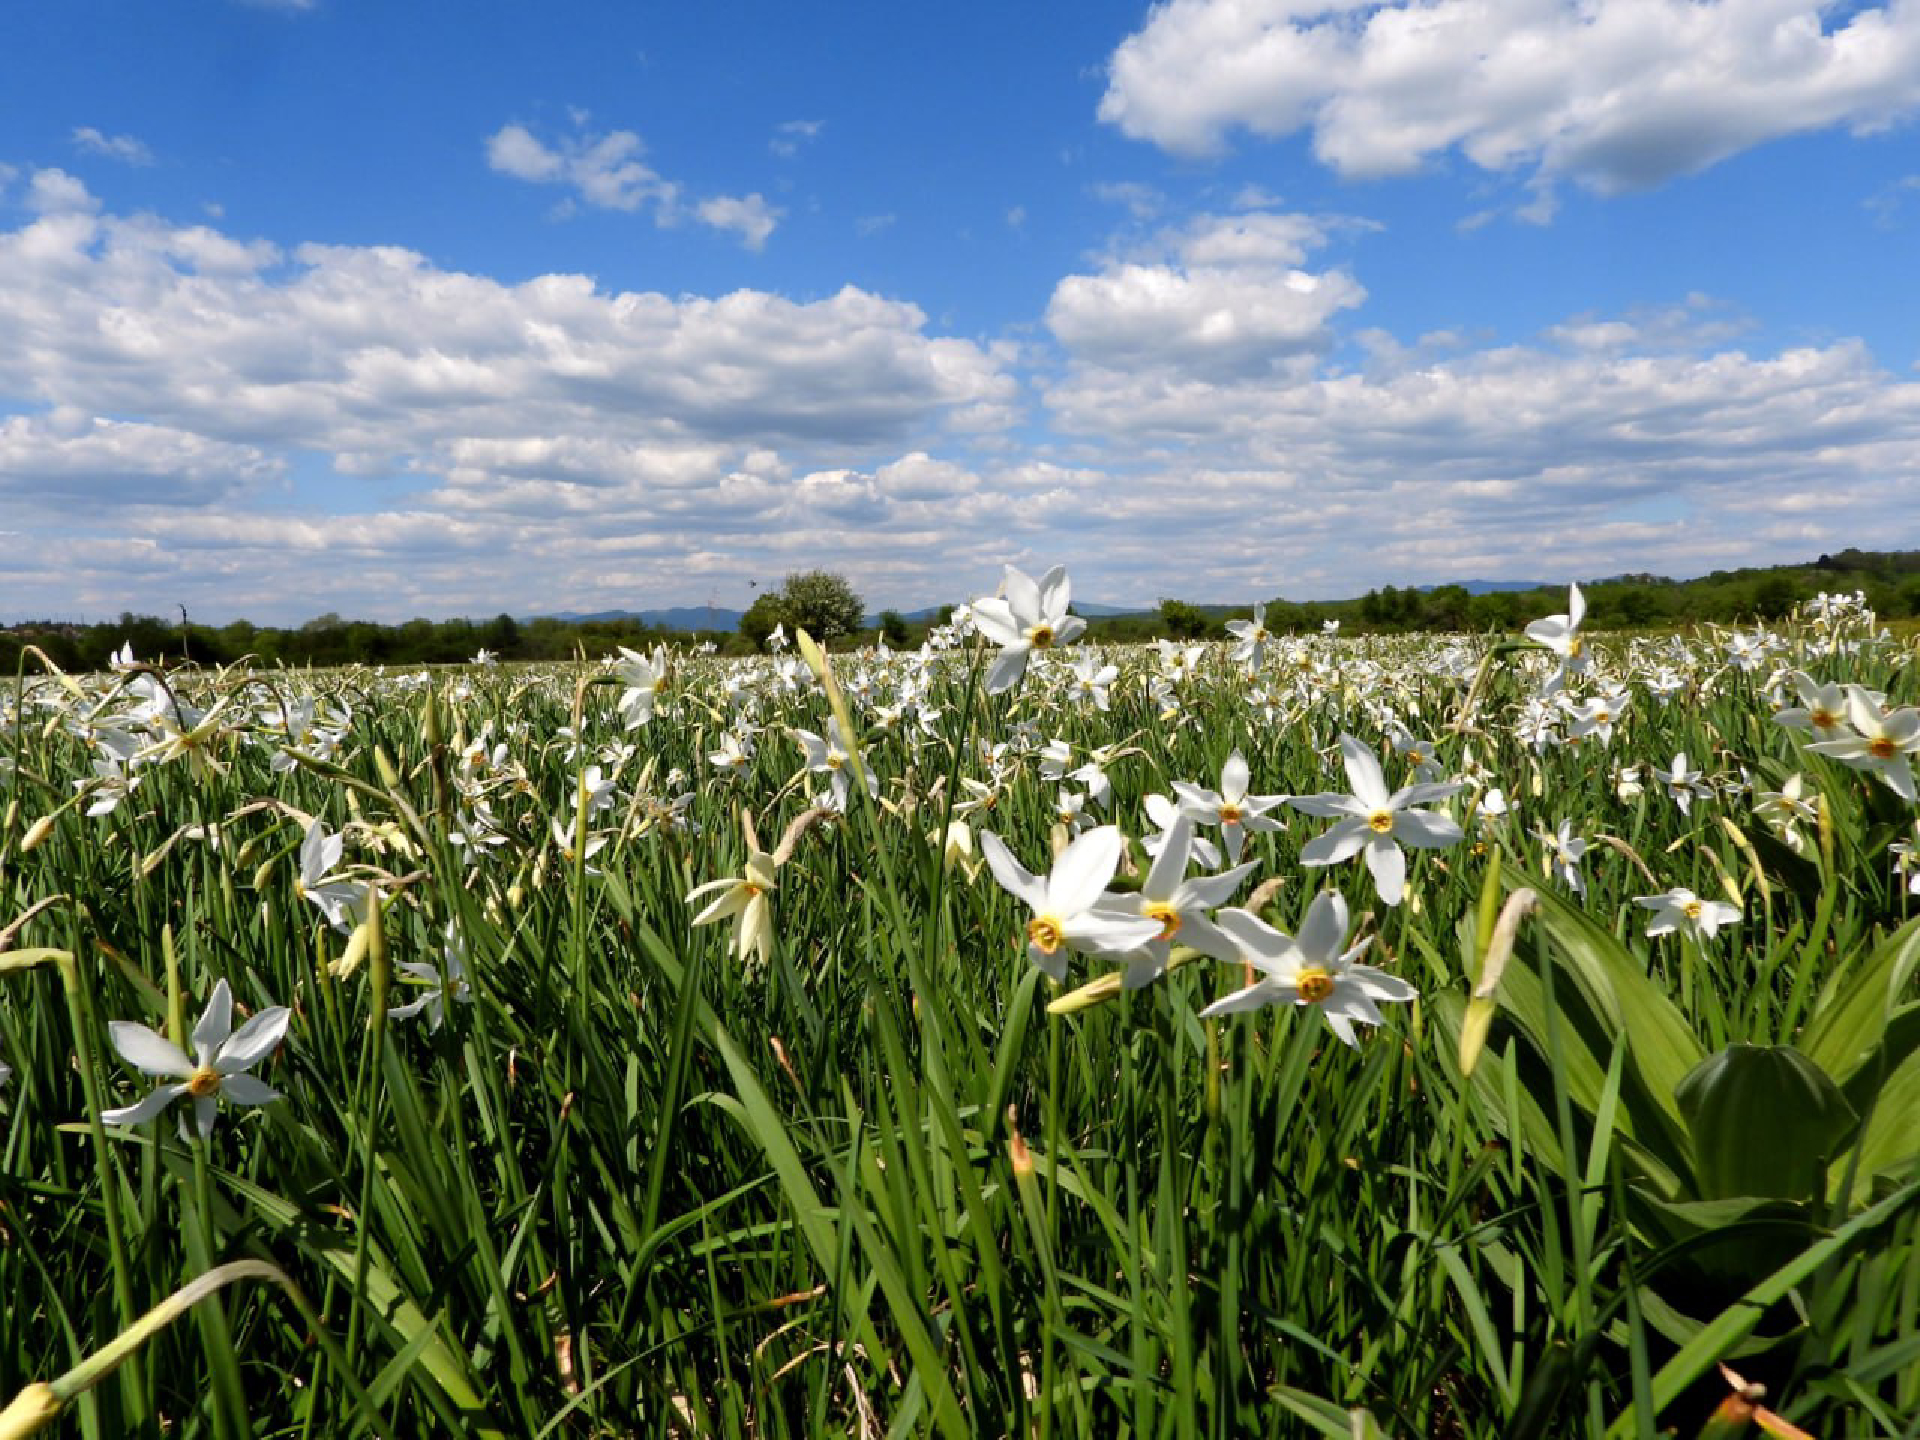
left=1451, top=580, right=1553, bottom=595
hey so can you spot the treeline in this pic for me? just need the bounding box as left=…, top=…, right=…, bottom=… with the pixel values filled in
left=1092, top=558, right=1920, bottom=643
left=8, top=553, right=1920, bottom=673
left=0, top=610, right=720, bottom=675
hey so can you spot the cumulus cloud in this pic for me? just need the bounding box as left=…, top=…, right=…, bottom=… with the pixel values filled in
left=4, top=173, right=1919, bottom=621
left=71, top=127, right=155, bottom=166
left=0, top=411, right=280, bottom=505
left=1047, top=211, right=1364, bottom=377
left=486, top=118, right=781, bottom=248
left=695, top=194, right=781, bottom=251
left=0, top=174, right=1028, bottom=619
left=1100, top=0, right=1920, bottom=193
left=1038, top=301, right=1920, bottom=597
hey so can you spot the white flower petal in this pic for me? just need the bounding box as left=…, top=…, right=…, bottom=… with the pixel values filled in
left=980, top=831, right=1047, bottom=912
left=1294, top=891, right=1349, bottom=966
left=1365, top=836, right=1407, bottom=906
left=218, top=1073, right=282, bottom=1107
left=1048, top=826, right=1124, bottom=916
left=216, top=1007, right=291, bottom=1074
left=192, top=980, right=233, bottom=1060
left=102, top=1083, right=188, bottom=1127
left=1339, top=734, right=1390, bottom=811
left=107, top=1022, right=193, bottom=1078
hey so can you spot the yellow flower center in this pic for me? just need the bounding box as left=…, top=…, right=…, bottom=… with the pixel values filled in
left=1567, top=636, right=1585, bottom=658
left=1296, top=967, right=1336, bottom=1004
left=1219, top=804, right=1244, bottom=825
left=1027, top=916, right=1065, bottom=955
left=1594, top=710, right=1611, bottom=725
left=1683, top=900, right=1703, bottom=920
left=1811, top=707, right=1838, bottom=730
left=187, top=1066, right=223, bottom=1099
left=1367, top=809, right=1395, bottom=834
left=1868, top=737, right=1897, bottom=761
left=1027, top=624, right=1056, bottom=649
left=1143, top=901, right=1182, bottom=941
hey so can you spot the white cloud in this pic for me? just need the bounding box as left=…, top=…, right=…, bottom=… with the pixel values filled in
left=4, top=176, right=1919, bottom=620
left=0, top=412, right=280, bottom=505
left=486, top=123, right=677, bottom=212
left=1089, top=180, right=1165, bottom=219
left=1046, top=211, right=1364, bottom=376
left=1101, top=0, right=1920, bottom=193
left=486, top=118, right=782, bottom=249
left=695, top=194, right=781, bottom=251
left=71, top=127, right=155, bottom=166
left=770, top=119, right=824, bottom=157
left=0, top=176, right=1027, bottom=619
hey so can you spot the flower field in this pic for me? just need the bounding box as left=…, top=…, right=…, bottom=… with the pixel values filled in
left=2, top=571, right=1918, bottom=1438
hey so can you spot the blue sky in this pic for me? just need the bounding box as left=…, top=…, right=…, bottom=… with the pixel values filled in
left=4, top=0, right=1919, bottom=622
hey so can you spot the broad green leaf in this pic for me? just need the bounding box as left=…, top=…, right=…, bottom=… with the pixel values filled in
left=1836, top=1043, right=1920, bottom=1207
left=1505, top=866, right=1705, bottom=1140
left=1800, top=916, right=1920, bottom=1085
left=1675, top=1044, right=1855, bottom=1202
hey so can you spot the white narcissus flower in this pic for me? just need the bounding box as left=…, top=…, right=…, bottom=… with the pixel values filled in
left=979, top=825, right=1162, bottom=981
left=1635, top=887, right=1741, bottom=941
left=613, top=646, right=669, bottom=730
left=1172, top=748, right=1287, bottom=865
left=1755, top=773, right=1817, bottom=856
left=1537, top=820, right=1589, bottom=899
left=1093, top=816, right=1255, bottom=989
left=388, top=923, right=473, bottom=1032
left=791, top=717, right=874, bottom=810
left=1656, top=752, right=1712, bottom=816
left=687, top=827, right=779, bottom=969
left=1202, top=891, right=1416, bottom=1047
left=1772, top=672, right=1853, bottom=741
left=1290, top=734, right=1463, bottom=907
left=969, top=564, right=1086, bottom=695
left=1807, top=687, right=1920, bottom=802
left=1523, top=583, right=1588, bottom=693
left=1225, top=604, right=1271, bottom=669
left=102, top=979, right=290, bottom=1138
left=1891, top=825, right=1920, bottom=896
left=296, top=818, right=368, bottom=933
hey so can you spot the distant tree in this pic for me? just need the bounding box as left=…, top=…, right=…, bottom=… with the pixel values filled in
left=1421, top=584, right=1472, bottom=630
left=776, top=570, right=865, bottom=642
left=1158, top=598, right=1217, bottom=639
left=740, top=592, right=787, bottom=650
left=481, top=613, right=522, bottom=656
left=878, top=609, right=911, bottom=646
left=1749, top=574, right=1802, bottom=621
